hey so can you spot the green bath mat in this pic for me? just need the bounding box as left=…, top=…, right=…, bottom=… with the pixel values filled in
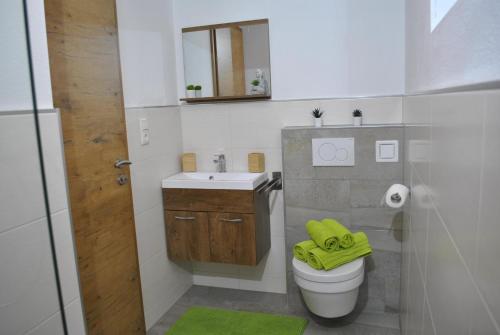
left=165, top=306, right=308, bottom=335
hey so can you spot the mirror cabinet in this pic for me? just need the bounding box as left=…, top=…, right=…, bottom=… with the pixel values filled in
left=181, top=19, right=271, bottom=103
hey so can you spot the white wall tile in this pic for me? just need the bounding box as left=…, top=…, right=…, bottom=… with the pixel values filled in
left=140, top=251, right=192, bottom=316
left=238, top=274, right=286, bottom=294
left=0, top=218, right=60, bottom=335
left=421, top=297, right=436, bottom=335
left=0, top=114, right=46, bottom=233
left=425, top=210, right=476, bottom=335
left=239, top=237, right=286, bottom=278
left=193, top=273, right=240, bottom=289
left=135, top=204, right=167, bottom=265
left=269, top=191, right=285, bottom=238
left=130, top=155, right=176, bottom=215
left=405, top=246, right=425, bottom=335
left=40, top=113, right=69, bottom=213
left=403, top=90, right=500, bottom=335
left=126, top=106, right=182, bottom=162
left=51, top=210, right=80, bottom=305
left=430, top=92, right=484, bottom=269
left=229, top=103, right=283, bottom=149
left=468, top=292, right=500, bottom=335
left=193, top=262, right=240, bottom=276
left=409, top=167, right=430, bottom=274
left=181, top=105, right=231, bottom=151
left=65, top=298, right=86, bottom=335
left=475, top=90, right=500, bottom=328
left=125, top=106, right=192, bottom=329
left=24, top=312, right=65, bottom=335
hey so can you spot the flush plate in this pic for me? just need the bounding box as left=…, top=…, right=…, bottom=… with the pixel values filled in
left=312, top=138, right=355, bottom=166
left=376, top=140, right=399, bottom=162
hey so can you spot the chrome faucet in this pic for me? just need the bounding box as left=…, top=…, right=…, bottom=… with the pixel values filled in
left=213, top=153, right=226, bottom=173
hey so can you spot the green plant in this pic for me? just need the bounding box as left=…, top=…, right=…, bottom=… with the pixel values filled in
left=353, top=109, right=362, bottom=117
left=186, top=84, right=195, bottom=90
left=311, top=107, right=324, bottom=118
left=251, top=79, right=260, bottom=86
left=194, top=85, right=202, bottom=90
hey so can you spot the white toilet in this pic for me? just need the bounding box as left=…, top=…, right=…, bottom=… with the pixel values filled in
left=292, top=257, right=365, bottom=318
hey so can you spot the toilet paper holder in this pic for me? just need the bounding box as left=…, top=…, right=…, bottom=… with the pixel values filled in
left=382, top=184, right=411, bottom=208
left=390, top=193, right=403, bottom=203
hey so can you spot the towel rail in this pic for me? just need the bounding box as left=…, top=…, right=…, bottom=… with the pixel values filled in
left=258, top=171, right=282, bottom=195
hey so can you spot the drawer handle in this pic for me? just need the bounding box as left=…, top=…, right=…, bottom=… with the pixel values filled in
left=220, top=218, right=243, bottom=223
left=174, top=216, right=196, bottom=220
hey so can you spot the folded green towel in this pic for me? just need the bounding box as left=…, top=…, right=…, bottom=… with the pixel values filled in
left=306, top=220, right=339, bottom=251
left=293, top=240, right=317, bottom=262
left=307, top=232, right=372, bottom=271
left=322, top=218, right=354, bottom=249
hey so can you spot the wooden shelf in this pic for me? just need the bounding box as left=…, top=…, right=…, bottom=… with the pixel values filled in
left=180, top=94, right=271, bottom=104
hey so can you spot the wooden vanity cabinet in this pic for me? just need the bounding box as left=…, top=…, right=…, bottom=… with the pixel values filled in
left=163, top=188, right=270, bottom=266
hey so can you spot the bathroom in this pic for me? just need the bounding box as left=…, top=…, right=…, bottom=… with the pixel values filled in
left=1, top=0, right=499, bottom=334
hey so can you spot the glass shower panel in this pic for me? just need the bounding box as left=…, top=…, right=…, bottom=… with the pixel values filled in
left=0, top=1, right=68, bottom=334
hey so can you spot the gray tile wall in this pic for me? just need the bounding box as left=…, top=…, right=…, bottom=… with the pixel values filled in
left=401, top=90, right=500, bottom=335
left=282, top=125, right=404, bottom=329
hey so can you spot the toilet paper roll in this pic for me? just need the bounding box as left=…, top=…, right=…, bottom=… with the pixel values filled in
left=384, top=184, right=410, bottom=208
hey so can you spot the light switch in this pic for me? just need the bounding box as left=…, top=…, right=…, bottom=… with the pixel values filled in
left=312, top=138, right=355, bottom=166
left=139, top=118, right=150, bottom=145
left=376, top=140, right=398, bottom=162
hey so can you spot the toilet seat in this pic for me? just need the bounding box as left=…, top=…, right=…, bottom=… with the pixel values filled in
left=292, top=257, right=364, bottom=283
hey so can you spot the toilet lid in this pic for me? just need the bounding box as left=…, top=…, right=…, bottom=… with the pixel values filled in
left=292, top=257, right=364, bottom=283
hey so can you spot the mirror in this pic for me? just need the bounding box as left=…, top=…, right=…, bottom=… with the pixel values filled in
left=182, top=19, right=271, bottom=102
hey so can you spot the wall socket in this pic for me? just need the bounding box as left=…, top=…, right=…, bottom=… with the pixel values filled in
left=139, top=118, right=150, bottom=145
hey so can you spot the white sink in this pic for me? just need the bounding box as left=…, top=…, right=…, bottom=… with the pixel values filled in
left=162, top=172, right=268, bottom=190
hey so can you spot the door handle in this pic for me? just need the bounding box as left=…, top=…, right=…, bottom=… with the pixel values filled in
left=115, top=159, right=132, bottom=168
left=174, top=216, right=196, bottom=220
left=220, top=218, right=243, bottom=223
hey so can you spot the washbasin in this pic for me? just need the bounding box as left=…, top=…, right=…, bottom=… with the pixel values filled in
left=162, top=172, right=268, bottom=190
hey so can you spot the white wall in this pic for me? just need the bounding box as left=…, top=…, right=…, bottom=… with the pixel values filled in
left=0, top=0, right=52, bottom=111
left=1, top=1, right=85, bottom=333
left=116, top=0, right=193, bottom=329
left=125, top=106, right=192, bottom=329
left=406, top=0, right=500, bottom=93
left=173, top=0, right=405, bottom=100
left=181, top=96, right=402, bottom=293
left=402, top=90, right=500, bottom=335
left=117, top=0, right=178, bottom=107
left=0, top=111, right=86, bottom=335
left=182, top=31, right=214, bottom=97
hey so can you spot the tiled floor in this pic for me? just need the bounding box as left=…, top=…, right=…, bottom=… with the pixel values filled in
left=148, top=285, right=401, bottom=335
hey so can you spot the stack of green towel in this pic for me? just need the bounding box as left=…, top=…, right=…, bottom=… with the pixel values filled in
left=293, top=218, right=372, bottom=271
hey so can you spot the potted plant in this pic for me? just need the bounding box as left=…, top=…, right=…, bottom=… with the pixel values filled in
left=194, top=85, right=202, bottom=98
left=353, top=109, right=363, bottom=126
left=186, top=84, right=195, bottom=98
left=250, top=79, right=263, bottom=95
left=312, top=107, right=324, bottom=127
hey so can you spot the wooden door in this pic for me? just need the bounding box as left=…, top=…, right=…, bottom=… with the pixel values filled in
left=44, top=0, right=146, bottom=333
left=215, top=27, right=245, bottom=96
left=208, top=213, right=256, bottom=265
left=165, top=211, right=211, bottom=262
left=230, top=27, right=246, bottom=95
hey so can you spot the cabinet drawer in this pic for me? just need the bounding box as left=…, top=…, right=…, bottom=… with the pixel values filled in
left=208, top=212, right=256, bottom=266
left=163, top=188, right=255, bottom=213
left=165, top=211, right=210, bottom=262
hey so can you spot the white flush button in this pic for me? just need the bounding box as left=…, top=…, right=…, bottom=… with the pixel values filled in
left=376, top=140, right=398, bottom=162
left=312, top=138, right=355, bottom=166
